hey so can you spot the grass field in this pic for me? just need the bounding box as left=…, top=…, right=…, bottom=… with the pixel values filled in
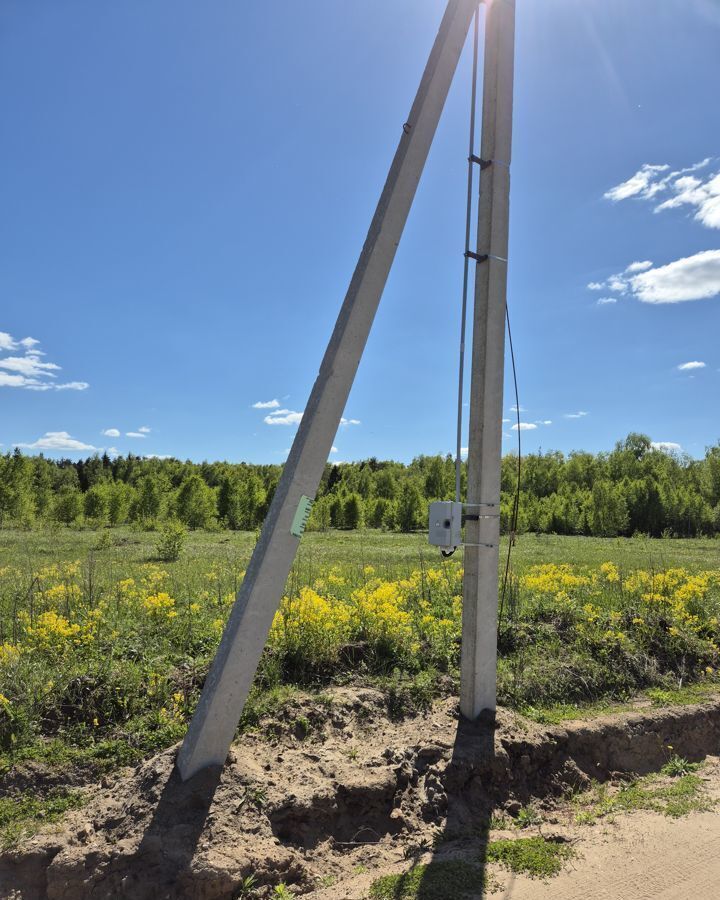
left=1, top=526, right=719, bottom=778
left=1, top=526, right=719, bottom=577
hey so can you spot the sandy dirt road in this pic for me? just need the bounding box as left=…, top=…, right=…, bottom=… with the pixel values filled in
left=321, top=805, right=720, bottom=900
left=314, top=756, right=720, bottom=900
left=504, top=808, right=720, bottom=900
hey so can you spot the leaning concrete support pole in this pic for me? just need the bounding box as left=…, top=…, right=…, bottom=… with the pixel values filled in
left=459, top=0, right=516, bottom=720
left=178, top=0, right=480, bottom=781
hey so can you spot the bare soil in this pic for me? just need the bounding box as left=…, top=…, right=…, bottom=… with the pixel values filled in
left=498, top=797, right=720, bottom=900
left=2, top=688, right=720, bottom=899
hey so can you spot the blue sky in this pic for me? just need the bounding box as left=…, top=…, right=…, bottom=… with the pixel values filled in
left=2, top=0, right=719, bottom=463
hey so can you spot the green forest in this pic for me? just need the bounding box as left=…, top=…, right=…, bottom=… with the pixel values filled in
left=1, top=432, right=719, bottom=537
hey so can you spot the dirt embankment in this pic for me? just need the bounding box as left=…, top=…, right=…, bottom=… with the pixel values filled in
left=2, top=689, right=720, bottom=899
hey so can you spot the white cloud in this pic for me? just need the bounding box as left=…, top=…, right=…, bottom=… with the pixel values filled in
left=651, top=441, right=682, bottom=453
left=625, top=260, right=653, bottom=273
left=252, top=399, right=280, bottom=409
left=0, top=332, right=88, bottom=390
left=102, top=428, right=121, bottom=437
left=604, top=163, right=670, bottom=202
left=330, top=446, right=338, bottom=453
left=264, top=409, right=303, bottom=426
left=565, top=411, right=589, bottom=419
left=587, top=282, right=604, bottom=291
left=0, top=375, right=87, bottom=391
left=655, top=171, right=720, bottom=229
left=677, top=361, right=706, bottom=371
left=512, top=422, right=537, bottom=431
left=510, top=405, right=526, bottom=413
left=604, top=158, right=720, bottom=229
left=15, top=431, right=97, bottom=452
left=143, top=454, right=172, bottom=460
left=460, top=446, right=468, bottom=458
left=0, top=332, right=41, bottom=352
left=605, top=278, right=626, bottom=294
left=593, top=251, right=720, bottom=305
left=596, top=297, right=617, bottom=306
left=0, top=372, right=41, bottom=389
left=535, top=420, right=553, bottom=426
left=138, top=426, right=151, bottom=433
left=0, top=355, right=60, bottom=378
left=630, top=251, right=720, bottom=304
left=259, top=406, right=360, bottom=427
left=54, top=381, right=89, bottom=391
left=126, top=431, right=147, bottom=438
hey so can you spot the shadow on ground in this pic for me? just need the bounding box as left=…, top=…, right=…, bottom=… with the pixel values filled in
left=394, top=711, right=498, bottom=900
left=132, top=760, right=223, bottom=893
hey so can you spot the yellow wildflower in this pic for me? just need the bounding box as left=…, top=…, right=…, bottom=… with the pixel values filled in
left=599, top=562, right=620, bottom=583
left=0, top=643, right=20, bottom=666
left=143, top=592, right=176, bottom=615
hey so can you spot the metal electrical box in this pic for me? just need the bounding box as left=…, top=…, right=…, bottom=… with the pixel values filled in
left=428, top=501, right=463, bottom=551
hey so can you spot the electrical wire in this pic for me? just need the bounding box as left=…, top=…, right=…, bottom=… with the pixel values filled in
left=452, top=6, right=522, bottom=614
left=498, top=303, right=521, bottom=629
left=455, top=8, right=480, bottom=503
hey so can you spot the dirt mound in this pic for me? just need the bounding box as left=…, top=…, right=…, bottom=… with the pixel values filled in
left=3, top=689, right=720, bottom=899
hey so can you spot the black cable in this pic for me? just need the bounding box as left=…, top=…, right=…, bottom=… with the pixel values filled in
left=498, top=302, right=521, bottom=629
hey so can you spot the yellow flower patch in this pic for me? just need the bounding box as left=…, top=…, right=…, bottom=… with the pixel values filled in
left=143, top=592, right=177, bottom=617
left=521, top=563, right=591, bottom=595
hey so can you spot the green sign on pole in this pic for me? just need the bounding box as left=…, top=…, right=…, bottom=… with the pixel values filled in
left=290, top=495, right=313, bottom=537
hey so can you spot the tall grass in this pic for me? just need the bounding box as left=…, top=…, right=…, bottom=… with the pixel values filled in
left=0, top=527, right=719, bottom=772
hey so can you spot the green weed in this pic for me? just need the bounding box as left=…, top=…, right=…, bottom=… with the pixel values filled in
left=661, top=755, right=700, bottom=777
left=574, top=773, right=711, bottom=823
left=520, top=699, right=630, bottom=725
left=647, top=683, right=718, bottom=707
left=486, top=836, right=575, bottom=878
left=0, top=788, right=86, bottom=849
left=369, top=861, right=487, bottom=900
left=235, top=874, right=258, bottom=898
left=245, top=784, right=268, bottom=809
left=515, top=805, right=543, bottom=828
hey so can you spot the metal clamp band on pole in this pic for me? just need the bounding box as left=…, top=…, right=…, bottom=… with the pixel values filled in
left=464, top=251, right=507, bottom=264
left=472, top=156, right=510, bottom=168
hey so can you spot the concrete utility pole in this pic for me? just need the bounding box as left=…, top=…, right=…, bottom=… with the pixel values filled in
left=178, top=0, right=481, bottom=781
left=459, top=0, right=516, bottom=720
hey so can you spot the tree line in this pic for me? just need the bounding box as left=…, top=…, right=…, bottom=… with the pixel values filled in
left=0, top=433, right=719, bottom=537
